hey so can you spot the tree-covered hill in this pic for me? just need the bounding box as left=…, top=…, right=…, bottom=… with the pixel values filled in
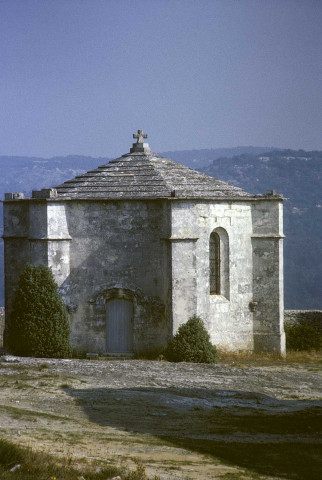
left=160, top=146, right=278, bottom=168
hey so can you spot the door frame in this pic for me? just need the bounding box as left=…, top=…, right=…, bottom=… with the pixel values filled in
left=104, top=288, right=136, bottom=353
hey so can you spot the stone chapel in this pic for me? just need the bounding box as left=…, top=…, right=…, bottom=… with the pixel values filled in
left=3, top=131, right=286, bottom=355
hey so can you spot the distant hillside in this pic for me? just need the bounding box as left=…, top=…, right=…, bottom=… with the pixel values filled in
left=0, top=147, right=321, bottom=309
left=160, top=146, right=278, bottom=168
left=0, top=155, right=107, bottom=194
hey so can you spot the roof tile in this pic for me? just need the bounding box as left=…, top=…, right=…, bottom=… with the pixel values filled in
left=55, top=153, right=255, bottom=200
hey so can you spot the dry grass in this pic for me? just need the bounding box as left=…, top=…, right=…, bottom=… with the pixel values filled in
left=217, top=349, right=322, bottom=366
left=0, top=438, right=160, bottom=480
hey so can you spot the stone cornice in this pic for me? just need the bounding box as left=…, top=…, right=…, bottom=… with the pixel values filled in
left=2, top=235, right=72, bottom=241
left=160, top=236, right=199, bottom=241
left=251, top=234, right=285, bottom=239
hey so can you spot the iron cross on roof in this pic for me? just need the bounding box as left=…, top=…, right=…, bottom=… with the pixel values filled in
left=133, top=130, right=148, bottom=143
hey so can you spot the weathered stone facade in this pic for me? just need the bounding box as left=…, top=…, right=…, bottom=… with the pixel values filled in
left=2, top=133, right=285, bottom=355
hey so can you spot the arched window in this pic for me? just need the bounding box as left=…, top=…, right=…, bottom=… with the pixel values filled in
left=209, top=232, right=220, bottom=294
left=209, top=228, right=230, bottom=299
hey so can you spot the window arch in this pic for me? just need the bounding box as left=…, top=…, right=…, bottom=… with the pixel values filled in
left=209, top=228, right=230, bottom=299
left=209, top=232, right=220, bottom=294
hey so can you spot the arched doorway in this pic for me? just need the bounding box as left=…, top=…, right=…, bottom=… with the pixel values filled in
left=106, top=298, right=133, bottom=353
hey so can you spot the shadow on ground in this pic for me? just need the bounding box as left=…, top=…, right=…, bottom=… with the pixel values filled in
left=64, top=386, right=322, bottom=480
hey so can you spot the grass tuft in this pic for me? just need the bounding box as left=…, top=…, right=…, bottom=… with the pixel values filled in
left=0, top=439, right=159, bottom=479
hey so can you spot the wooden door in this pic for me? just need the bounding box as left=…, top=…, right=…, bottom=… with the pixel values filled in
left=106, top=298, right=133, bottom=353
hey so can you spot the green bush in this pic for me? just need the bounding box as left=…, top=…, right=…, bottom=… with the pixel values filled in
left=285, top=323, right=322, bottom=351
left=165, top=315, right=217, bottom=363
left=6, top=264, right=71, bottom=358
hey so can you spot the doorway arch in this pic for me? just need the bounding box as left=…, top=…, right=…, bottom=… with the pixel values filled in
left=106, top=297, right=134, bottom=353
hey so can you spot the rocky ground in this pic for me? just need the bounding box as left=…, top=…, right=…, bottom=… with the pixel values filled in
left=0, top=355, right=321, bottom=480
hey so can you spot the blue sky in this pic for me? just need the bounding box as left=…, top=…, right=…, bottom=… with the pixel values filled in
left=1, top=0, right=322, bottom=157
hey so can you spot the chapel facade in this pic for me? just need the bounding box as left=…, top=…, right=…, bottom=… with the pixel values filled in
left=3, top=131, right=286, bottom=355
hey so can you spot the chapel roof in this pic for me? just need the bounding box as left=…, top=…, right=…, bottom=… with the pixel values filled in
left=54, top=130, right=278, bottom=200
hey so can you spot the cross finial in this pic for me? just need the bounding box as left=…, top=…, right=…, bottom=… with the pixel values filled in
left=133, top=129, right=148, bottom=143
left=129, top=129, right=151, bottom=154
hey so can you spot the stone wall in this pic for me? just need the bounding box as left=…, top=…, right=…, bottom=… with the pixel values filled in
left=60, top=199, right=171, bottom=353
left=170, top=199, right=284, bottom=354
left=251, top=200, right=285, bottom=354
left=3, top=195, right=285, bottom=355
left=2, top=200, right=30, bottom=324
left=170, top=200, right=254, bottom=351
left=285, top=310, right=322, bottom=334
left=0, top=307, right=4, bottom=347
left=2, top=198, right=172, bottom=354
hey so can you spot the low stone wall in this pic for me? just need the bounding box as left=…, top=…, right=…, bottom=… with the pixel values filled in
left=284, top=310, right=322, bottom=334
left=0, top=307, right=4, bottom=347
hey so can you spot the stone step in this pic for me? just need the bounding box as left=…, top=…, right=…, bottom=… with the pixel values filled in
left=85, top=352, right=134, bottom=360
left=102, top=352, right=134, bottom=360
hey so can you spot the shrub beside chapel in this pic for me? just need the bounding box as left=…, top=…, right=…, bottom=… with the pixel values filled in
left=5, top=264, right=71, bottom=358
left=165, top=315, right=217, bottom=363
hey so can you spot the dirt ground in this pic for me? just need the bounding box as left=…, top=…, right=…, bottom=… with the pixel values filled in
left=0, top=355, right=321, bottom=480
